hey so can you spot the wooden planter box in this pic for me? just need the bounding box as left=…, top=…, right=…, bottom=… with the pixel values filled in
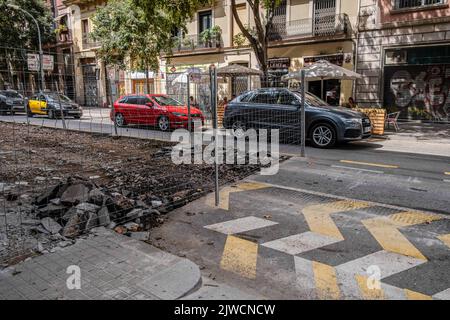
left=355, top=108, right=386, bottom=135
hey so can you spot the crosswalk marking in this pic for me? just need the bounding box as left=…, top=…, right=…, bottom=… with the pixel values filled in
left=312, top=261, right=340, bottom=300
left=294, top=257, right=317, bottom=297
left=438, top=234, right=450, bottom=248
left=302, top=200, right=371, bottom=240
left=205, top=182, right=269, bottom=210
left=220, top=235, right=258, bottom=279
left=362, top=211, right=441, bottom=260
left=433, top=288, right=450, bottom=300
left=355, top=275, right=385, bottom=300
left=205, top=216, right=278, bottom=235
left=404, top=289, right=433, bottom=300
left=261, top=232, right=339, bottom=255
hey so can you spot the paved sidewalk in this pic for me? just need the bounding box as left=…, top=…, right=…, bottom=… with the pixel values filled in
left=0, top=227, right=201, bottom=300
left=377, top=122, right=450, bottom=157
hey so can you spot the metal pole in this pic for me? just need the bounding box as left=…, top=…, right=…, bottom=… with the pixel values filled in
left=210, top=65, right=219, bottom=207
left=187, top=74, right=191, bottom=132
left=8, top=4, right=45, bottom=92
left=301, top=69, right=306, bottom=158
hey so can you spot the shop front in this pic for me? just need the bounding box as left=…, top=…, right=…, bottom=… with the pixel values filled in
left=383, top=44, right=450, bottom=121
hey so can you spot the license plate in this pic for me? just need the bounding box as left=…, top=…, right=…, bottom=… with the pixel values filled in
left=364, top=126, right=371, bottom=133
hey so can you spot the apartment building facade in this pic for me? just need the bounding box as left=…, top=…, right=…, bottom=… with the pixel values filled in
left=163, top=0, right=360, bottom=106
left=356, top=0, right=450, bottom=121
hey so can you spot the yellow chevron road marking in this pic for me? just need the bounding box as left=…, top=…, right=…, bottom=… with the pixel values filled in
left=206, top=182, right=269, bottom=210
left=303, top=200, right=371, bottom=240
left=438, top=234, right=450, bottom=248
left=362, top=211, right=441, bottom=260
left=340, top=160, right=399, bottom=169
left=220, top=235, right=258, bottom=279
left=355, top=275, right=385, bottom=300
left=312, top=262, right=340, bottom=300
left=405, top=289, right=433, bottom=300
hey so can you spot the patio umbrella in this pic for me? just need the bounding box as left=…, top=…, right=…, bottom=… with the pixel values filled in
left=281, top=60, right=362, bottom=82
left=216, top=64, right=263, bottom=77
left=281, top=60, right=362, bottom=100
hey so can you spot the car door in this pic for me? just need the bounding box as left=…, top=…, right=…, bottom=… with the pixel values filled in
left=242, top=90, right=277, bottom=130
left=273, top=89, right=301, bottom=133
left=131, top=96, right=151, bottom=124
left=28, top=95, right=38, bottom=113
left=122, top=96, right=138, bottom=124
left=38, top=94, right=48, bottom=115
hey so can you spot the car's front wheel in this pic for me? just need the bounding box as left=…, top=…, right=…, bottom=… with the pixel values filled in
left=48, top=109, right=55, bottom=119
left=310, top=123, right=336, bottom=148
left=231, top=119, right=247, bottom=138
left=158, top=116, right=170, bottom=131
left=114, top=113, right=126, bottom=127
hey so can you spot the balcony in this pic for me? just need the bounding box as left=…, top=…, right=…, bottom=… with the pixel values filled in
left=171, top=34, right=222, bottom=54
left=57, top=29, right=72, bottom=45
left=268, top=14, right=349, bottom=42
left=393, top=0, right=446, bottom=10
left=82, top=34, right=101, bottom=50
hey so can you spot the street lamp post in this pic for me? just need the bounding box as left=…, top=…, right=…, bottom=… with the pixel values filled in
left=7, top=3, right=45, bottom=92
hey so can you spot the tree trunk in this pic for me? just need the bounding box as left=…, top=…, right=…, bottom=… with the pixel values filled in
left=145, top=64, right=151, bottom=94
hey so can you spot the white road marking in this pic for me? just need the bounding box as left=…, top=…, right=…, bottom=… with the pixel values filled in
left=204, top=216, right=278, bottom=235
left=294, top=257, right=318, bottom=298
left=335, top=250, right=425, bottom=300
left=331, top=165, right=384, bottom=174
left=262, top=232, right=340, bottom=255
left=433, top=288, right=450, bottom=300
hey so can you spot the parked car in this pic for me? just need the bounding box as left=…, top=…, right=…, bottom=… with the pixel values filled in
left=223, top=88, right=372, bottom=148
left=27, top=92, right=82, bottom=119
left=0, top=90, right=26, bottom=115
left=111, top=94, right=205, bottom=131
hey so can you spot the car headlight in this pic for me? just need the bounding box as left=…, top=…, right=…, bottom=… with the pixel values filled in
left=6, top=99, right=13, bottom=105
left=172, top=112, right=187, bottom=117
left=344, top=118, right=362, bottom=129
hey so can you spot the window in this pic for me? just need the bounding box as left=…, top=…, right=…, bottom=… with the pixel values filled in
left=81, top=19, right=89, bottom=38
left=394, top=0, right=445, bottom=10
left=198, top=10, right=212, bottom=34
left=152, top=96, right=183, bottom=106
left=250, top=91, right=278, bottom=104
left=126, top=96, right=139, bottom=105
left=277, top=91, right=299, bottom=105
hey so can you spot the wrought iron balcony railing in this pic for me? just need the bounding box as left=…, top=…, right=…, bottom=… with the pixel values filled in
left=171, top=34, right=222, bottom=53
left=268, top=13, right=349, bottom=42
left=82, top=34, right=102, bottom=50
left=393, top=0, right=445, bottom=10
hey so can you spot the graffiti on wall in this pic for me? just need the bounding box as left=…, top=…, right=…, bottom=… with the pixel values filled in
left=384, top=65, right=450, bottom=121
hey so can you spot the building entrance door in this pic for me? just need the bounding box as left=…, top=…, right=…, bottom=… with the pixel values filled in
left=82, top=64, right=98, bottom=107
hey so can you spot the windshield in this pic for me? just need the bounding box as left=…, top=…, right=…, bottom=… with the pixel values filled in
left=0, top=91, right=22, bottom=98
left=47, top=93, right=71, bottom=102
left=292, top=91, right=330, bottom=108
left=152, top=96, right=184, bottom=106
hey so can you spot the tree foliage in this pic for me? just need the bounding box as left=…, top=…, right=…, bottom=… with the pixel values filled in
left=0, top=0, right=55, bottom=50
left=91, top=0, right=171, bottom=73
left=231, top=0, right=282, bottom=79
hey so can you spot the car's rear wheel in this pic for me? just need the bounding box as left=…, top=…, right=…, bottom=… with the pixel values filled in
left=158, top=116, right=170, bottom=131
left=114, top=113, right=126, bottom=127
left=310, top=123, right=336, bottom=148
left=231, top=119, right=247, bottom=138
left=26, top=106, right=34, bottom=117
left=74, top=115, right=81, bottom=119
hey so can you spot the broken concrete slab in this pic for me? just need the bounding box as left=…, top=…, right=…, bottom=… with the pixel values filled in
left=60, top=183, right=90, bottom=205
left=40, top=217, right=62, bottom=235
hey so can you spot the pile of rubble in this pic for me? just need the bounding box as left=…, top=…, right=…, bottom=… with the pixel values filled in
left=32, top=176, right=165, bottom=240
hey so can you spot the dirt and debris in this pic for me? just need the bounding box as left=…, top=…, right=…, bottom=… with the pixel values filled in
left=0, top=122, right=284, bottom=267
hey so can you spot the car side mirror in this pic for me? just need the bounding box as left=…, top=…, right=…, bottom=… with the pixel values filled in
left=146, top=102, right=154, bottom=107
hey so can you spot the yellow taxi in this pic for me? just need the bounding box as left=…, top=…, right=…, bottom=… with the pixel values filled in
left=27, top=92, right=83, bottom=119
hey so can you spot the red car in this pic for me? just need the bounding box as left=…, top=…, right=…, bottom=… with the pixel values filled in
left=111, top=94, right=204, bottom=131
